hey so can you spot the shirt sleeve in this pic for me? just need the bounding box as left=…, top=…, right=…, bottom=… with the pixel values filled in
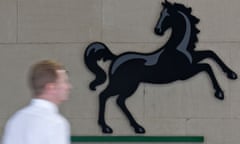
left=1, top=115, right=20, bottom=144
left=1, top=122, right=13, bottom=144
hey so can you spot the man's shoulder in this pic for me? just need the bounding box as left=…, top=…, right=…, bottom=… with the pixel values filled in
left=7, top=106, right=30, bottom=120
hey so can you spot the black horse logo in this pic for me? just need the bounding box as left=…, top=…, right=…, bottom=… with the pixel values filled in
left=84, top=0, right=238, bottom=134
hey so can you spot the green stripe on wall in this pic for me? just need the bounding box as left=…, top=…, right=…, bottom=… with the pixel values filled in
left=71, top=136, right=204, bottom=142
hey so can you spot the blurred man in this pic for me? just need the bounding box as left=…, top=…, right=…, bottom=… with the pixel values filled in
left=2, top=60, right=72, bottom=144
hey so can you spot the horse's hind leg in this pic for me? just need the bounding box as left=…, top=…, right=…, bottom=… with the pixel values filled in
left=183, top=63, right=224, bottom=100
left=193, top=50, right=237, bottom=79
left=116, top=90, right=145, bottom=133
left=98, top=86, right=116, bottom=133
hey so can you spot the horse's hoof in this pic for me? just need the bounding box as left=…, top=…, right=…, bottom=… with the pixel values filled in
left=227, top=71, right=238, bottom=80
left=102, top=126, right=113, bottom=133
left=134, top=126, right=146, bottom=134
left=215, top=91, right=224, bottom=100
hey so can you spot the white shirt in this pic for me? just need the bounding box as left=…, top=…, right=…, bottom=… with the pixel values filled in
left=2, top=99, right=70, bottom=144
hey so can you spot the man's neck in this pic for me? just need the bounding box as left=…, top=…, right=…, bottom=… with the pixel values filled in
left=34, top=94, right=60, bottom=106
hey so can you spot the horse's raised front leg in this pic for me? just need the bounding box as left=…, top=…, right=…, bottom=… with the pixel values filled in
left=116, top=96, right=145, bottom=133
left=182, top=63, right=224, bottom=100
left=98, top=87, right=116, bottom=133
left=193, top=50, right=238, bottom=80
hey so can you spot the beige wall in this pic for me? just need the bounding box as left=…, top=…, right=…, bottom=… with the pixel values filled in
left=0, top=0, right=240, bottom=144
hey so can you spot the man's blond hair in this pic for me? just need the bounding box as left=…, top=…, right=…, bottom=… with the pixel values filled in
left=29, top=60, right=65, bottom=96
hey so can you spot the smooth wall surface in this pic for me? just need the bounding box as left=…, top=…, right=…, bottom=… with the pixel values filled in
left=0, top=0, right=240, bottom=144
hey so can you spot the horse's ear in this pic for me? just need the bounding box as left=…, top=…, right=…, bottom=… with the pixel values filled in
left=162, top=2, right=165, bottom=7
left=162, top=0, right=171, bottom=8
left=162, top=0, right=167, bottom=7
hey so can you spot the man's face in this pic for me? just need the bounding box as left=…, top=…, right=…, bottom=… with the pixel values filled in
left=54, top=70, right=72, bottom=103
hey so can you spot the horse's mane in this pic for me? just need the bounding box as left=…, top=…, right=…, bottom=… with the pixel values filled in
left=164, top=1, right=200, bottom=51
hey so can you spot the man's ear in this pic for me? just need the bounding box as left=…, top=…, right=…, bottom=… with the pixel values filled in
left=45, top=83, right=56, bottom=92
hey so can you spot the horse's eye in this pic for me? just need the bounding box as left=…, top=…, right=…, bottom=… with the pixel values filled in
left=162, top=9, right=170, bottom=17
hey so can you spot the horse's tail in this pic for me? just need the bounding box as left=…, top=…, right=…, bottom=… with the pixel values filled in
left=84, top=42, right=116, bottom=91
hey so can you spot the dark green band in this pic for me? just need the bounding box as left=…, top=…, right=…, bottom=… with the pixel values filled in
left=71, top=136, right=204, bottom=142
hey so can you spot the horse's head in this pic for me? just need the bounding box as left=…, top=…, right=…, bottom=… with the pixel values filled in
left=155, top=0, right=174, bottom=35
left=154, top=0, right=178, bottom=36
left=155, top=0, right=199, bottom=36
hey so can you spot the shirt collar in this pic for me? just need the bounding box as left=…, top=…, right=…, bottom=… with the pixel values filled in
left=31, top=98, right=58, bottom=113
